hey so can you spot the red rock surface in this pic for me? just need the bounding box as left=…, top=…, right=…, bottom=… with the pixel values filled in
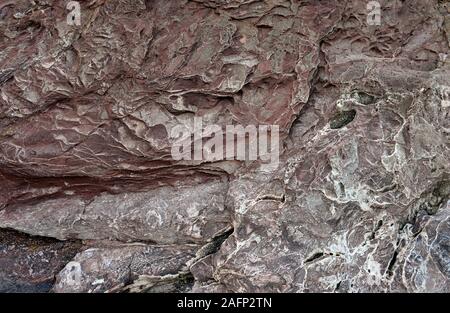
left=0, top=0, right=449, bottom=292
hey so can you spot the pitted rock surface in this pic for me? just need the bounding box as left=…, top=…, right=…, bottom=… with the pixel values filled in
left=0, top=0, right=449, bottom=292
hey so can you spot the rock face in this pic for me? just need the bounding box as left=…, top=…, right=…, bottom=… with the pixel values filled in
left=0, top=0, right=449, bottom=293
left=52, top=242, right=198, bottom=293
left=0, top=229, right=81, bottom=292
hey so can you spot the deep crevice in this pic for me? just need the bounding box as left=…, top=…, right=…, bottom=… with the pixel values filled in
left=195, top=227, right=234, bottom=260
left=386, top=247, right=399, bottom=277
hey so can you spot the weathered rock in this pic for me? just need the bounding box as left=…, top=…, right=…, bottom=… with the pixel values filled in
left=0, top=0, right=449, bottom=293
left=53, top=242, right=198, bottom=293
left=0, top=229, right=81, bottom=292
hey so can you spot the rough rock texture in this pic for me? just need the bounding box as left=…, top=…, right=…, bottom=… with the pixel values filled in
left=0, top=0, right=449, bottom=292
left=0, top=229, right=81, bottom=292
left=52, top=241, right=198, bottom=293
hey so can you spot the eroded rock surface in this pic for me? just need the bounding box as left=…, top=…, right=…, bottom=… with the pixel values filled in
left=0, top=229, right=81, bottom=292
left=0, top=0, right=449, bottom=292
left=53, top=241, right=198, bottom=293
